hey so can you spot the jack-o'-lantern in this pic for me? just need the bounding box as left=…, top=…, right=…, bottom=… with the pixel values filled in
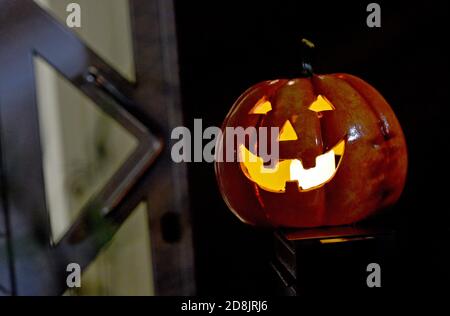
left=215, top=41, right=407, bottom=228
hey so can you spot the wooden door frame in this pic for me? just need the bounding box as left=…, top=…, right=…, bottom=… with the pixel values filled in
left=0, top=0, right=195, bottom=295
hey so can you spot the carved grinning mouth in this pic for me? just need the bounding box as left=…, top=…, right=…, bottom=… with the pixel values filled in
left=239, top=139, right=345, bottom=193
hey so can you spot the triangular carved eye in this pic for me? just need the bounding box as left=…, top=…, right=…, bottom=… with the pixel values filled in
left=279, top=120, right=298, bottom=141
left=249, top=96, right=272, bottom=114
left=308, top=95, right=335, bottom=112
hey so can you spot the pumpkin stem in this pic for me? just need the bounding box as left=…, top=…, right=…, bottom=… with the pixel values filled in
left=300, top=38, right=315, bottom=77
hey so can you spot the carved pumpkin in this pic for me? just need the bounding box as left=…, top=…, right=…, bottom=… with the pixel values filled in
left=215, top=73, right=407, bottom=227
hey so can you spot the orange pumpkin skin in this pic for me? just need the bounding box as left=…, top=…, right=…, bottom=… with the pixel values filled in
left=215, top=73, right=408, bottom=228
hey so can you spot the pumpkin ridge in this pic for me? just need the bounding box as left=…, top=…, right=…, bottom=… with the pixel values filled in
left=335, top=74, right=407, bottom=208
left=335, top=75, right=390, bottom=218
left=309, top=75, right=327, bottom=225
left=332, top=74, right=403, bottom=216
left=252, top=81, right=287, bottom=222
left=334, top=74, right=391, bottom=143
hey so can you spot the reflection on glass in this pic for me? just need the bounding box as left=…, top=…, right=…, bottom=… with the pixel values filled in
left=34, top=56, right=138, bottom=243
left=65, top=203, right=154, bottom=296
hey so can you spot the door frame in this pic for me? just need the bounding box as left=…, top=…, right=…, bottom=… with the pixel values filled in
left=0, top=0, right=195, bottom=295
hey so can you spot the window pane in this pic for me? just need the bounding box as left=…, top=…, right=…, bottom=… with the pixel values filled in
left=34, top=56, right=138, bottom=243
left=34, top=0, right=135, bottom=82
left=66, top=203, right=154, bottom=296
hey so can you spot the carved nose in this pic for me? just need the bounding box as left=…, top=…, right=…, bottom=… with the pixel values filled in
left=278, top=120, right=298, bottom=141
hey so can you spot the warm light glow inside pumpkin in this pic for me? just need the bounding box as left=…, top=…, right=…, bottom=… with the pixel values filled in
left=239, top=94, right=346, bottom=192
left=239, top=139, right=345, bottom=192
left=308, top=95, right=335, bottom=112
left=249, top=96, right=272, bottom=114
left=278, top=120, right=298, bottom=141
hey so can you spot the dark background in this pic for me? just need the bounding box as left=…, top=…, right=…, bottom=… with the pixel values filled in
left=174, top=0, right=450, bottom=294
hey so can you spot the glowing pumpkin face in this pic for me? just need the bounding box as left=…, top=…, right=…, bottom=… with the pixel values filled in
left=239, top=94, right=345, bottom=192
left=215, top=74, right=408, bottom=228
